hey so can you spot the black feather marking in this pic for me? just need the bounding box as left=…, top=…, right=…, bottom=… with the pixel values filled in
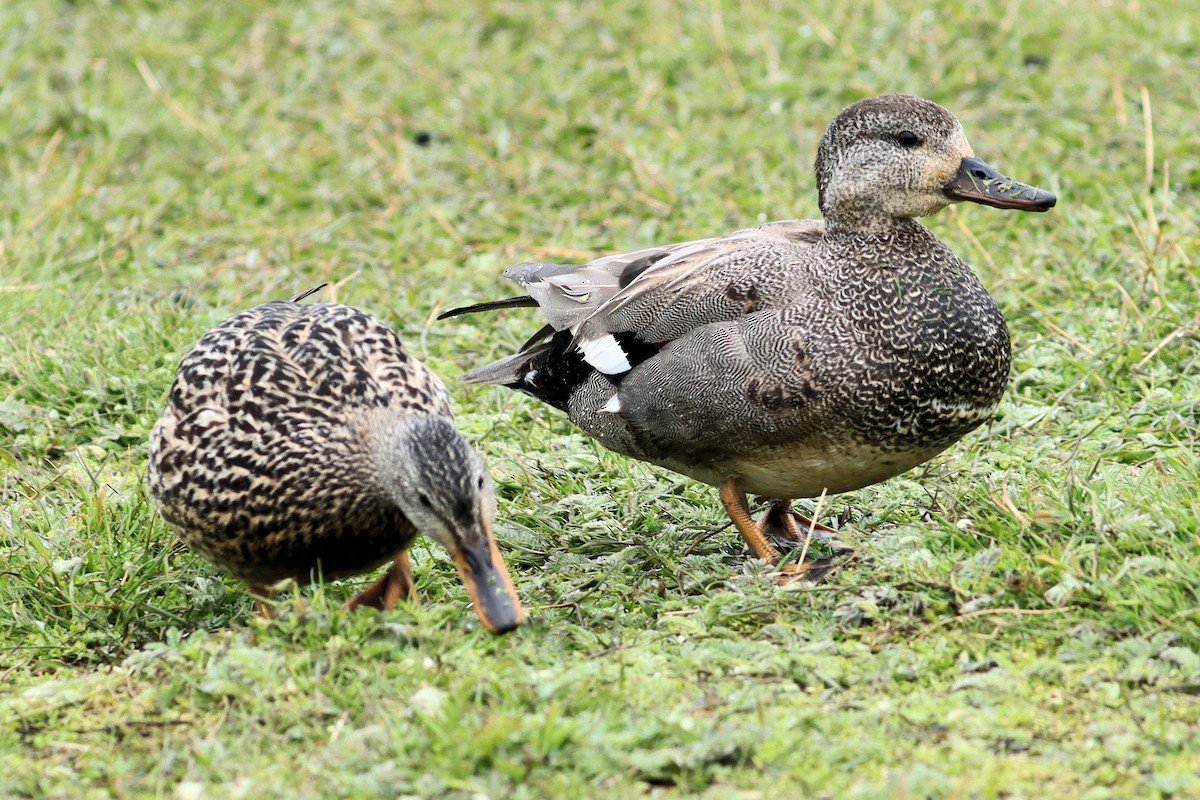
left=507, top=331, right=596, bottom=411
left=605, top=332, right=666, bottom=383
left=520, top=323, right=556, bottom=352
left=618, top=251, right=672, bottom=288
left=444, top=286, right=670, bottom=408
left=437, top=296, right=537, bottom=320
left=504, top=328, right=669, bottom=410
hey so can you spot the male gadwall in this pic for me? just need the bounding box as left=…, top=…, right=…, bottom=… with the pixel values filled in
left=442, top=94, right=1055, bottom=580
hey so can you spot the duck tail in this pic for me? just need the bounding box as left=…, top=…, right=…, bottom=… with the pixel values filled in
left=437, top=296, right=536, bottom=320
left=288, top=283, right=329, bottom=303
left=459, top=331, right=588, bottom=413
left=460, top=349, right=544, bottom=387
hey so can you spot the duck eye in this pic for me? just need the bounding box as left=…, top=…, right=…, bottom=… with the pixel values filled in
left=896, top=130, right=921, bottom=148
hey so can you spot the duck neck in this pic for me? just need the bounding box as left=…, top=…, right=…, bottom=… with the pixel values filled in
left=822, top=213, right=930, bottom=240
left=359, top=410, right=472, bottom=508
left=818, top=215, right=979, bottom=295
left=356, top=410, right=419, bottom=494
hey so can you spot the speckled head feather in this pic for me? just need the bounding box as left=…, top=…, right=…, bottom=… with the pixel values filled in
left=816, top=93, right=974, bottom=223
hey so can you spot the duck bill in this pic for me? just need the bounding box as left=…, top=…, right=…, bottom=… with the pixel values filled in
left=943, top=156, right=1056, bottom=212
left=452, top=536, right=523, bottom=634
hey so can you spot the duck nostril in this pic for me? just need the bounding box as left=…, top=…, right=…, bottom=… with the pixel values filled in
left=971, top=169, right=988, bottom=179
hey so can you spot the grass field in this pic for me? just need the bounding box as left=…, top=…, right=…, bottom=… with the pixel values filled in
left=2, top=0, right=1198, bottom=797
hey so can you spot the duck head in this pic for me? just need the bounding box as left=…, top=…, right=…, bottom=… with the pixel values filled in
left=373, top=414, right=523, bottom=634
left=815, top=93, right=1055, bottom=228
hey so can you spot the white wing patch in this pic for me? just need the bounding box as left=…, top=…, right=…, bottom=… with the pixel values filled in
left=578, top=334, right=632, bottom=375
left=601, top=394, right=622, bottom=413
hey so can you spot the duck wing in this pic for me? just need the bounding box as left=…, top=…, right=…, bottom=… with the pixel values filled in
left=160, top=302, right=450, bottom=452
left=273, top=303, right=451, bottom=417
left=452, top=219, right=823, bottom=380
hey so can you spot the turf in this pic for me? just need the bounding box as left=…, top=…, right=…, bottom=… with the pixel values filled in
left=1, top=1, right=1198, bottom=797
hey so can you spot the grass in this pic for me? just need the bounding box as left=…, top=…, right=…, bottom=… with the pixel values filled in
left=1, top=0, right=1198, bottom=797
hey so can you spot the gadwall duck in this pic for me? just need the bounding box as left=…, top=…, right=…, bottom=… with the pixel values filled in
left=442, top=94, right=1055, bottom=580
left=149, top=295, right=523, bottom=633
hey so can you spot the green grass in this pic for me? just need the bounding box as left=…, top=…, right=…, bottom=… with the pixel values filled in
left=2, top=0, right=1198, bottom=797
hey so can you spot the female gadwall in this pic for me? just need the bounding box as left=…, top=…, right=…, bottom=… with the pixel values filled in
left=150, top=297, right=523, bottom=632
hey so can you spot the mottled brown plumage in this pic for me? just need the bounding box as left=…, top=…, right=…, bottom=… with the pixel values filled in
left=149, top=300, right=523, bottom=632
left=442, top=94, right=1055, bottom=580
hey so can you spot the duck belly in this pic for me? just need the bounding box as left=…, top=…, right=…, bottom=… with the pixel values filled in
left=181, top=518, right=412, bottom=588
left=718, top=440, right=951, bottom=498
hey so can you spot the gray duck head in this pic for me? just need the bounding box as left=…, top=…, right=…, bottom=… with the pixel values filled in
left=815, top=94, right=1055, bottom=229
left=366, top=412, right=523, bottom=634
